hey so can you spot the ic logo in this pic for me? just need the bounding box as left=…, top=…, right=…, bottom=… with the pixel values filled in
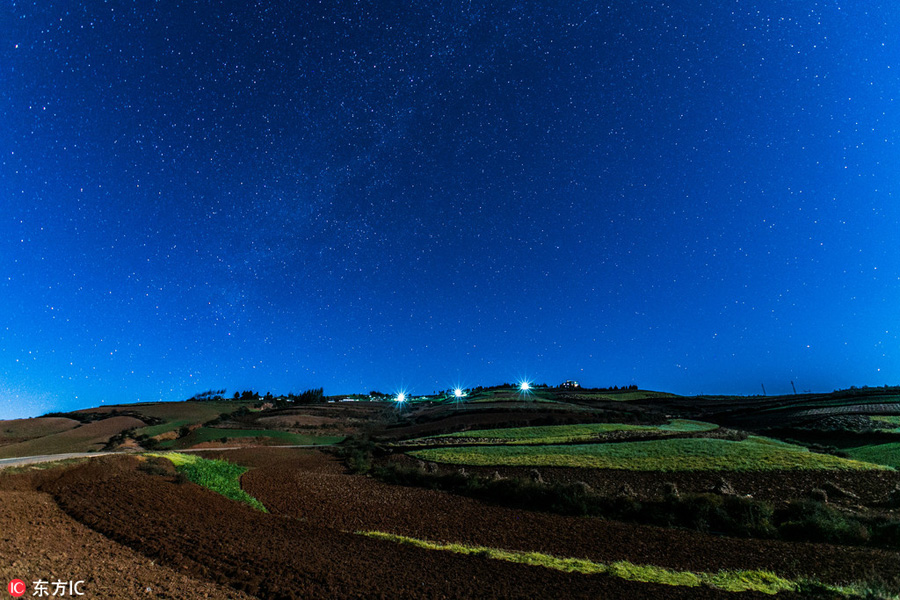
left=7, top=579, right=26, bottom=598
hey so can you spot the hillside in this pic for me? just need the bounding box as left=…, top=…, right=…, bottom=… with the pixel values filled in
left=0, top=416, right=145, bottom=459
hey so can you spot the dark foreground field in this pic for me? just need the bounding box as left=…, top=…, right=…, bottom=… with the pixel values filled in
left=4, top=387, right=900, bottom=598
left=0, top=452, right=780, bottom=600
left=0, top=448, right=896, bottom=599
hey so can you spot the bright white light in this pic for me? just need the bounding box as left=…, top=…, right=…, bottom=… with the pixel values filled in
left=453, top=388, right=464, bottom=398
left=395, top=392, right=407, bottom=403
left=519, top=381, right=531, bottom=391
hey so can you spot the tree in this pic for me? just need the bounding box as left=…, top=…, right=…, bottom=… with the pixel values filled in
left=293, top=387, right=324, bottom=404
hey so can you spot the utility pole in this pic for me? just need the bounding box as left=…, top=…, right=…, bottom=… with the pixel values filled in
left=791, top=381, right=797, bottom=395
left=761, top=383, right=766, bottom=396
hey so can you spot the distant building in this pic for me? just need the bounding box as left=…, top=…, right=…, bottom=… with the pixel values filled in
left=560, top=380, right=580, bottom=389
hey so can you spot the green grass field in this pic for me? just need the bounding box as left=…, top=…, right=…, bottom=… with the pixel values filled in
left=136, top=419, right=194, bottom=438
left=151, top=453, right=267, bottom=511
left=423, top=420, right=717, bottom=445
left=845, top=443, right=900, bottom=469
left=156, top=427, right=344, bottom=449
left=410, top=437, right=886, bottom=471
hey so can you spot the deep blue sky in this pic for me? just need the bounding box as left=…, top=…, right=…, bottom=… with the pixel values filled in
left=1, top=1, right=898, bottom=418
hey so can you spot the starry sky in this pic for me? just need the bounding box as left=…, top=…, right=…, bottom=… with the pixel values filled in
left=1, top=1, right=898, bottom=418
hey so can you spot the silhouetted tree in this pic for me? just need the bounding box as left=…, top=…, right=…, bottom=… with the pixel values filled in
left=292, top=387, right=325, bottom=404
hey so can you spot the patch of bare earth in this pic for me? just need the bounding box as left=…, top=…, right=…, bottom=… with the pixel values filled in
left=0, top=478, right=256, bottom=600
left=113, top=438, right=144, bottom=451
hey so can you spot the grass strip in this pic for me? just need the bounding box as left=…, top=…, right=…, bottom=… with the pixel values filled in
left=411, top=437, right=887, bottom=471
left=357, top=531, right=794, bottom=595
left=148, top=452, right=268, bottom=512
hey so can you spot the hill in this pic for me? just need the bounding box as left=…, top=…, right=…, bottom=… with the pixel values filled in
left=0, top=416, right=145, bottom=459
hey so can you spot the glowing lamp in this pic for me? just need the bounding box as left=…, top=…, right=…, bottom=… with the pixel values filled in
left=453, top=388, right=464, bottom=398
left=395, top=392, right=407, bottom=403
left=519, top=381, right=530, bottom=391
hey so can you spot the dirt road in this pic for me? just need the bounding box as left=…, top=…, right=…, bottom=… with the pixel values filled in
left=0, top=452, right=114, bottom=469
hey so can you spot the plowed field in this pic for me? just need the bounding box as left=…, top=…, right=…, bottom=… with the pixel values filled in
left=0, top=416, right=145, bottom=459
left=5, top=448, right=900, bottom=599
left=0, top=417, right=79, bottom=447
left=231, top=448, right=899, bottom=582
left=402, top=457, right=900, bottom=508
left=0, top=482, right=254, bottom=599
left=37, top=454, right=762, bottom=599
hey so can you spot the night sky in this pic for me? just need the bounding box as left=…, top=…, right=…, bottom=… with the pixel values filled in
left=2, top=1, right=898, bottom=418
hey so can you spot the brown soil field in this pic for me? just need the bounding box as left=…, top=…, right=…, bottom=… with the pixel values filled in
left=2, top=447, right=897, bottom=598
left=0, top=476, right=255, bottom=600
left=77, top=401, right=257, bottom=432
left=405, top=458, right=900, bottom=510
left=0, top=416, right=145, bottom=459
left=36, top=454, right=760, bottom=600
left=229, top=448, right=899, bottom=585
left=75, top=401, right=243, bottom=420
left=0, top=417, right=80, bottom=447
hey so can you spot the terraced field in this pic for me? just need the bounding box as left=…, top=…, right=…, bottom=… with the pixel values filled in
left=0, top=416, right=145, bottom=459
left=75, top=400, right=256, bottom=422
left=416, top=419, right=717, bottom=445
left=156, top=427, right=344, bottom=449
left=795, top=404, right=900, bottom=417
left=872, top=416, right=900, bottom=432
left=135, top=419, right=194, bottom=438
left=0, top=417, right=80, bottom=447
left=80, top=400, right=260, bottom=441
left=410, top=436, right=885, bottom=471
